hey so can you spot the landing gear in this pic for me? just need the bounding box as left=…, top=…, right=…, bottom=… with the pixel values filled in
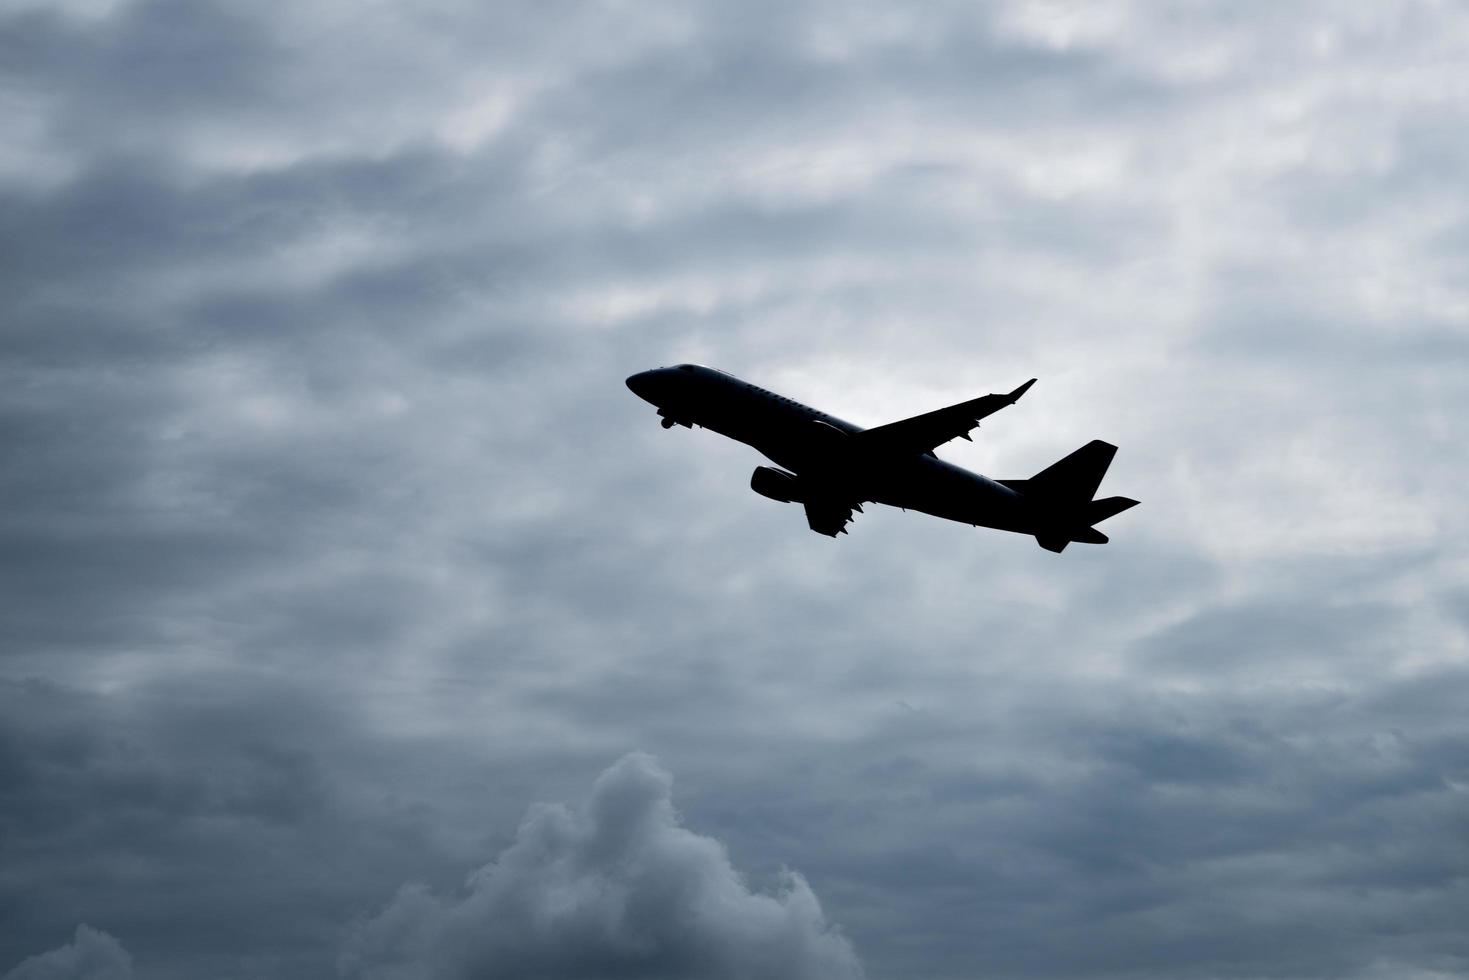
left=661, top=417, right=677, bottom=429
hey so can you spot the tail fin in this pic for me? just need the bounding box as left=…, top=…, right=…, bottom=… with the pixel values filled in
left=1010, top=441, right=1137, bottom=552
left=1026, top=440, right=1117, bottom=502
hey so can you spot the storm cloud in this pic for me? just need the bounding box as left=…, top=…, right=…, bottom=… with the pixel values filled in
left=3, top=1, right=1467, bottom=978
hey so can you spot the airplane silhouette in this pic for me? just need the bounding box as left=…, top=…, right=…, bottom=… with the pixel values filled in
left=627, top=364, right=1137, bottom=552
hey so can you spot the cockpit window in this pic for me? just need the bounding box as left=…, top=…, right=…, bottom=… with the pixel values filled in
left=677, top=364, right=695, bottom=372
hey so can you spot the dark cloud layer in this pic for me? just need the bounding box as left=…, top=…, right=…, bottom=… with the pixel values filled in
left=3, top=1, right=1467, bottom=978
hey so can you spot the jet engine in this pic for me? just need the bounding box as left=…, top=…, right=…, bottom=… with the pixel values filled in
left=750, top=466, right=802, bottom=503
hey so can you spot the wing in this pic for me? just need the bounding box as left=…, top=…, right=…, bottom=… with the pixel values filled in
left=803, top=497, right=858, bottom=537
left=853, top=378, right=1035, bottom=456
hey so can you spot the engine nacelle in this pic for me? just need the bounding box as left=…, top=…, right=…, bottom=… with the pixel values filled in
left=750, top=466, right=802, bottom=504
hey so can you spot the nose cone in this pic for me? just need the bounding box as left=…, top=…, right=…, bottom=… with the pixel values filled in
left=625, top=370, right=656, bottom=401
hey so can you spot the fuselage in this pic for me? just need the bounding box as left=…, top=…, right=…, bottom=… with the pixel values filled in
left=626, top=364, right=1035, bottom=534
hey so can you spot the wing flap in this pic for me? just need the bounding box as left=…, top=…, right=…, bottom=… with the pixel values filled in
left=854, top=378, right=1035, bottom=456
left=803, top=498, right=855, bottom=537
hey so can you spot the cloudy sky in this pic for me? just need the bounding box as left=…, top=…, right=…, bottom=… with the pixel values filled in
left=3, top=1, right=1467, bottom=978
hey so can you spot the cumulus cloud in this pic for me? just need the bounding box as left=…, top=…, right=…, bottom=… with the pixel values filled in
left=2, top=927, right=131, bottom=980
left=339, top=753, right=863, bottom=980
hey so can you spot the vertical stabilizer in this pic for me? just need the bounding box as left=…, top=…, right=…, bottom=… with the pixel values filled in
left=1025, top=440, right=1117, bottom=502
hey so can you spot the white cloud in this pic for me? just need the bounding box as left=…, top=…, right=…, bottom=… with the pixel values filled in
left=339, top=752, right=864, bottom=980
left=2, top=927, right=131, bottom=980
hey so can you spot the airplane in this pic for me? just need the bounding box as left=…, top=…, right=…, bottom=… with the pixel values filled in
left=626, top=364, right=1138, bottom=552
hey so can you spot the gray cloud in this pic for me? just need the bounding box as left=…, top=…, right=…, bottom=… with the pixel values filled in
left=2, top=927, right=131, bottom=980
left=3, top=1, right=1468, bottom=978
left=339, top=753, right=864, bottom=980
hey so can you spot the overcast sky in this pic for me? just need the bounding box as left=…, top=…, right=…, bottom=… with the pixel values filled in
left=3, top=2, right=1467, bottom=978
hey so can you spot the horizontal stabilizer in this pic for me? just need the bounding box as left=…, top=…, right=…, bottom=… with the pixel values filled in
left=1086, top=496, right=1140, bottom=525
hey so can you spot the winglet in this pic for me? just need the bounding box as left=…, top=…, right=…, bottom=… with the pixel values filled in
left=1008, top=378, right=1037, bottom=402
